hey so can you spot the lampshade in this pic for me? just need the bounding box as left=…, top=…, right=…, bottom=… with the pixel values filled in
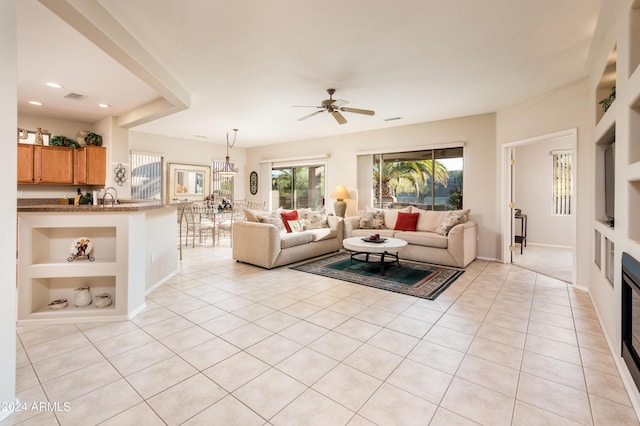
left=330, top=185, right=350, bottom=217
left=330, top=185, right=350, bottom=200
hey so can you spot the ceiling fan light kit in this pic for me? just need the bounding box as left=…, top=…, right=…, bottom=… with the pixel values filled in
left=296, top=88, right=375, bottom=125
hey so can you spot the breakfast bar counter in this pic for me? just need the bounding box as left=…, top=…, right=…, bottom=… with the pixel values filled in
left=17, top=201, right=178, bottom=325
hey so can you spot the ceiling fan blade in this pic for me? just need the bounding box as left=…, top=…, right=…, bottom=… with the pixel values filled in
left=332, top=110, right=347, bottom=124
left=333, top=99, right=349, bottom=107
left=298, top=110, right=324, bottom=121
left=340, top=107, right=375, bottom=116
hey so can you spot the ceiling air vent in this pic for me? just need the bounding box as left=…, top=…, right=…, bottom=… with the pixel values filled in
left=383, top=117, right=402, bottom=122
left=64, top=92, right=86, bottom=100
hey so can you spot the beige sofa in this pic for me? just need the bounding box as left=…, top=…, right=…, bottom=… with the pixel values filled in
left=344, top=207, right=477, bottom=268
left=232, top=211, right=344, bottom=269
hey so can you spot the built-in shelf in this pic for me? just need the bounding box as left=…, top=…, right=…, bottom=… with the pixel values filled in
left=629, top=96, right=640, bottom=166
left=594, top=104, right=616, bottom=143
left=595, top=127, right=616, bottom=227
left=595, top=229, right=602, bottom=269
left=596, top=46, right=617, bottom=125
left=18, top=215, right=131, bottom=325
left=606, top=237, right=615, bottom=286
left=30, top=276, right=116, bottom=316
left=629, top=180, right=640, bottom=241
left=631, top=2, right=640, bottom=77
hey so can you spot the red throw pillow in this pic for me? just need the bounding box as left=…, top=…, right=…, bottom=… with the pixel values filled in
left=280, top=210, right=299, bottom=233
left=394, top=212, right=419, bottom=231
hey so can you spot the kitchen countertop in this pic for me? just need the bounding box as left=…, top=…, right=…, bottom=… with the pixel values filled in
left=17, top=200, right=175, bottom=212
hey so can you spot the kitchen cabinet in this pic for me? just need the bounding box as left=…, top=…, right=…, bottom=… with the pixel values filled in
left=34, top=145, right=74, bottom=184
left=74, top=146, right=106, bottom=185
left=17, top=144, right=34, bottom=183
left=17, top=144, right=106, bottom=185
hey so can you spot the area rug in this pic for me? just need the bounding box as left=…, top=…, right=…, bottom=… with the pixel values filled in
left=291, top=252, right=464, bottom=300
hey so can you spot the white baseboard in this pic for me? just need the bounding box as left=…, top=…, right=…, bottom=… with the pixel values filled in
left=476, top=256, right=499, bottom=262
left=526, top=242, right=573, bottom=249
left=145, top=270, right=177, bottom=295
left=0, top=398, right=19, bottom=422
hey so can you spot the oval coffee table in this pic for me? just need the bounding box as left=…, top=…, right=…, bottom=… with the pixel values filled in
left=342, top=237, right=408, bottom=276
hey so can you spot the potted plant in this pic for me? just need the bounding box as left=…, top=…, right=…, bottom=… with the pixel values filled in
left=49, top=135, right=80, bottom=148
left=84, top=132, right=103, bottom=146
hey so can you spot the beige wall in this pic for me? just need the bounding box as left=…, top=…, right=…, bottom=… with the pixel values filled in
left=245, top=113, right=500, bottom=261
left=129, top=131, right=247, bottom=201
left=497, top=78, right=591, bottom=287
left=513, top=135, right=574, bottom=247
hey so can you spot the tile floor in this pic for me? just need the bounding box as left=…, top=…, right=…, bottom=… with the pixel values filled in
left=5, top=242, right=640, bottom=425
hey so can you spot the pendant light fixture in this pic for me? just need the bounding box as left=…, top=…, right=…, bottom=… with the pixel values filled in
left=216, top=128, right=239, bottom=178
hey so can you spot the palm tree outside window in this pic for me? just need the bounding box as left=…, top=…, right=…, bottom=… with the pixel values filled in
left=372, top=147, right=463, bottom=210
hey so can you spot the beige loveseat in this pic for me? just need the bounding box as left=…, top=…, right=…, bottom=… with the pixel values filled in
left=344, top=207, right=477, bottom=268
left=232, top=209, right=344, bottom=269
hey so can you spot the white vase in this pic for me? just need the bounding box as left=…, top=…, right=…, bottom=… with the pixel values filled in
left=94, top=293, right=112, bottom=308
left=74, top=286, right=92, bottom=307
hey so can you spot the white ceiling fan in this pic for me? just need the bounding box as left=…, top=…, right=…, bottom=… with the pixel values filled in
left=294, top=88, right=375, bottom=125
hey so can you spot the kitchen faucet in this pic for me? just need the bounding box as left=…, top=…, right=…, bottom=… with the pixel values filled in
left=102, top=187, right=118, bottom=207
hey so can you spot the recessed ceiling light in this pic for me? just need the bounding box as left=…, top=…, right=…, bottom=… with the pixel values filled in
left=46, top=82, right=63, bottom=89
left=98, top=103, right=110, bottom=108
left=28, top=101, right=43, bottom=106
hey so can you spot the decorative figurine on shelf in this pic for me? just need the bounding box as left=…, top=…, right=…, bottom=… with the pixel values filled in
left=68, top=237, right=95, bottom=262
left=48, top=299, right=68, bottom=310
left=35, top=127, right=44, bottom=145
left=74, top=285, right=92, bottom=307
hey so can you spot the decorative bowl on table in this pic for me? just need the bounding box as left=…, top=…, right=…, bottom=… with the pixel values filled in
left=362, top=235, right=387, bottom=243
left=48, top=299, right=68, bottom=310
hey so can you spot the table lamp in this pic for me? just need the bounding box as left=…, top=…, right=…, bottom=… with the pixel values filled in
left=330, top=185, right=350, bottom=217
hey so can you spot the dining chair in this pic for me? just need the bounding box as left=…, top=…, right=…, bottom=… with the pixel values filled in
left=216, top=200, right=247, bottom=246
left=247, top=200, right=266, bottom=211
left=184, top=204, right=215, bottom=247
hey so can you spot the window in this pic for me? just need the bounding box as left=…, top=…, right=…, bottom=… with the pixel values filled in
left=272, top=165, right=325, bottom=210
left=130, top=151, right=163, bottom=200
left=552, top=151, right=572, bottom=215
left=212, top=159, right=234, bottom=202
left=371, top=147, right=463, bottom=210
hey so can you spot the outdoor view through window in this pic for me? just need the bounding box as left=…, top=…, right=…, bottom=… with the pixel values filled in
left=373, top=147, right=463, bottom=210
left=272, top=165, right=325, bottom=210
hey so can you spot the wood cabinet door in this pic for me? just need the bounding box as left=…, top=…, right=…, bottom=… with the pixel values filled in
left=17, top=144, right=34, bottom=183
left=35, top=146, right=74, bottom=183
left=74, top=146, right=106, bottom=185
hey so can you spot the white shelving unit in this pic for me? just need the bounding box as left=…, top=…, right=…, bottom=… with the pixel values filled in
left=588, top=0, right=640, bottom=415
left=17, top=211, right=146, bottom=325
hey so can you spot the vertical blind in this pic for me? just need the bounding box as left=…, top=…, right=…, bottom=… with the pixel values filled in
left=130, top=151, right=163, bottom=200
left=212, top=159, right=234, bottom=202
left=552, top=151, right=572, bottom=215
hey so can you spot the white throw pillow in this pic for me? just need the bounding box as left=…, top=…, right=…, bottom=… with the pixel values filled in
left=288, top=219, right=308, bottom=233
